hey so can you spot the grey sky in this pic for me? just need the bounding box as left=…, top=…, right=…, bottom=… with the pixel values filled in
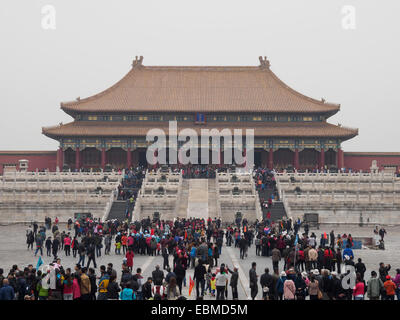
left=0, top=0, right=399, bottom=151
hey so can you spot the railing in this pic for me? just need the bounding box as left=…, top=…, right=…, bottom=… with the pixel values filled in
left=253, top=179, right=263, bottom=221
left=131, top=189, right=142, bottom=221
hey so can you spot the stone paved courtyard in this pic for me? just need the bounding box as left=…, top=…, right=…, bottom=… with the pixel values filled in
left=0, top=223, right=399, bottom=300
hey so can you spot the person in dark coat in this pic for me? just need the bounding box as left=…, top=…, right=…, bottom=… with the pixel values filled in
left=227, top=266, right=239, bottom=300
left=173, top=260, right=186, bottom=295
left=142, top=277, right=153, bottom=300
left=355, top=258, right=366, bottom=280
left=193, top=260, right=206, bottom=298
left=106, top=276, right=120, bottom=300
left=249, top=262, right=258, bottom=300
left=0, top=279, right=14, bottom=300
left=260, top=268, right=273, bottom=300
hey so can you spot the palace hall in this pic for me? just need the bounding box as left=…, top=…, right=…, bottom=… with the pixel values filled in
left=42, top=56, right=358, bottom=171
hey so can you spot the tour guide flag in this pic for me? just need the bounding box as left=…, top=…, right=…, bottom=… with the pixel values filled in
left=188, top=276, right=194, bottom=296
left=36, top=256, right=43, bottom=270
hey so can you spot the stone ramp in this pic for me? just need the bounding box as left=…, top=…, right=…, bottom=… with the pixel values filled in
left=207, top=178, right=219, bottom=219
left=187, top=179, right=208, bottom=220
left=177, top=179, right=189, bottom=218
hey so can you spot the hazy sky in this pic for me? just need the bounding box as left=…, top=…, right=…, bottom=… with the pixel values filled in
left=0, top=0, right=399, bottom=152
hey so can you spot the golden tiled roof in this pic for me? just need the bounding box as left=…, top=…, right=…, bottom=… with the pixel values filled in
left=42, top=121, right=358, bottom=140
left=60, top=57, right=340, bottom=115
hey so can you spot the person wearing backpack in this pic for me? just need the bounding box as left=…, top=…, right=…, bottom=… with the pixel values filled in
left=120, top=283, right=136, bottom=300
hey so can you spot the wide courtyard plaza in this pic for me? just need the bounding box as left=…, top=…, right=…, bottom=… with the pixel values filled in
left=0, top=56, right=399, bottom=300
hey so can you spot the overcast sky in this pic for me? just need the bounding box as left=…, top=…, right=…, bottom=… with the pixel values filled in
left=0, top=0, right=399, bottom=152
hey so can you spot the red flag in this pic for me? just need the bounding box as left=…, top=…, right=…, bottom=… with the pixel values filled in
left=189, top=276, right=194, bottom=296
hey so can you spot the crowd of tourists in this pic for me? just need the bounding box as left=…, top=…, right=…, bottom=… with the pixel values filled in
left=1, top=211, right=398, bottom=301
left=117, top=167, right=146, bottom=201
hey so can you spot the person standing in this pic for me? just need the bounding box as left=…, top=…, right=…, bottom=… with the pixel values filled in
left=52, top=237, right=60, bottom=259
left=162, top=245, right=170, bottom=270
left=283, top=274, right=296, bottom=300
left=97, top=266, right=110, bottom=300
left=80, top=267, right=91, bottom=300
left=393, top=269, right=400, bottom=301
left=0, top=279, right=15, bottom=300
left=367, top=271, right=383, bottom=300
left=63, top=270, right=73, bottom=300
left=72, top=237, right=79, bottom=258
left=142, top=277, right=153, bottom=300
left=249, top=262, right=258, bottom=300
left=227, top=266, right=239, bottom=300
left=88, top=268, right=97, bottom=300
left=173, top=260, right=186, bottom=295
left=379, top=263, right=391, bottom=283
left=239, top=236, right=248, bottom=260
left=135, top=268, right=144, bottom=300
left=215, top=266, right=228, bottom=300
left=355, top=258, right=366, bottom=280
left=260, top=268, right=273, bottom=300
left=126, top=248, right=134, bottom=272
left=26, top=230, right=34, bottom=251
left=72, top=274, right=81, bottom=300
left=307, top=275, right=319, bottom=300
left=271, top=247, right=281, bottom=274
left=352, top=274, right=365, bottom=300
left=86, top=243, right=97, bottom=269
left=34, top=235, right=43, bottom=257
left=383, top=276, right=396, bottom=301
left=107, top=276, right=121, bottom=300
left=45, top=237, right=52, bottom=257
left=193, top=259, right=206, bottom=298
left=77, top=242, right=86, bottom=266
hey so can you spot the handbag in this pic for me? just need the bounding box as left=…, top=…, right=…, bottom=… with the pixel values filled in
left=317, top=289, right=323, bottom=300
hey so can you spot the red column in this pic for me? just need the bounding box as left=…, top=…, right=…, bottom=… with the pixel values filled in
left=268, top=148, right=274, bottom=169
left=320, top=149, right=325, bottom=169
left=57, top=147, right=63, bottom=170
left=337, top=148, right=343, bottom=169
left=127, top=148, right=132, bottom=169
left=132, top=149, right=138, bottom=167
left=294, top=148, right=299, bottom=170
left=75, top=147, right=80, bottom=170
left=101, top=148, right=106, bottom=170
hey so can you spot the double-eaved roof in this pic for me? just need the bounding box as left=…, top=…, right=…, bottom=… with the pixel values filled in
left=43, top=57, right=358, bottom=141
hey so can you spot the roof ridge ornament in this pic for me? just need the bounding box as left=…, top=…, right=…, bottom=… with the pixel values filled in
left=132, top=56, right=144, bottom=68
left=259, top=56, right=270, bottom=69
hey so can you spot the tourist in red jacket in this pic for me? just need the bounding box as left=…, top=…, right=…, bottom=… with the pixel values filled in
left=352, top=274, right=365, bottom=300
left=126, top=248, right=134, bottom=272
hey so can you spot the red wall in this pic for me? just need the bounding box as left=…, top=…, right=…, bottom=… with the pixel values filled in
left=344, top=152, right=400, bottom=172
left=1, top=150, right=400, bottom=174
left=0, top=151, right=57, bottom=175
